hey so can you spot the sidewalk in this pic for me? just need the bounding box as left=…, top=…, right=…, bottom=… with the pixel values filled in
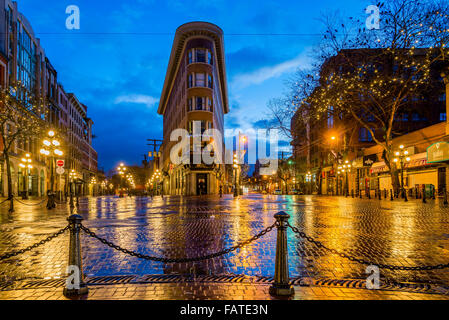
left=1, top=282, right=448, bottom=300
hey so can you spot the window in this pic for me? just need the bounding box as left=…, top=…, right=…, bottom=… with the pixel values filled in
left=439, top=94, right=446, bottom=102
left=208, top=98, right=213, bottom=111
left=208, top=75, right=213, bottom=89
left=188, top=51, right=193, bottom=64
left=359, top=127, right=373, bottom=142
left=327, top=106, right=333, bottom=128
left=196, top=49, right=206, bottom=63
left=208, top=51, right=213, bottom=65
left=195, top=73, right=205, bottom=87
left=196, top=97, right=205, bottom=110
left=440, top=113, right=447, bottom=121
left=188, top=74, right=193, bottom=88
left=188, top=98, right=193, bottom=111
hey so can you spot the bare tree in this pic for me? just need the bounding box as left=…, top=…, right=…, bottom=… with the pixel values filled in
left=0, top=85, right=44, bottom=212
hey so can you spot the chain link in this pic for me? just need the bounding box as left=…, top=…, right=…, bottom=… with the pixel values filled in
left=13, top=197, right=47, bottom=206
left=287, top=222, right=449, bottom=271
left=81, top=223, right=276, bottom=263
left=0, top=226, right=69, bottom=261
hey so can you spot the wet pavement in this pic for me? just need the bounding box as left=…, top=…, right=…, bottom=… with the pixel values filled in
left=1, top=193, right=449, bottom=299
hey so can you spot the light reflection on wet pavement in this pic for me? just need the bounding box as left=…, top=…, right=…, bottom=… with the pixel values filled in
left=1, top=194, right=449, bottom=287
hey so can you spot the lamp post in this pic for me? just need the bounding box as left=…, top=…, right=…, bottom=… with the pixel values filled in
left=233, top=153, right=239, bottom=197
left=40, top=130, right=63, bottom=209
left=342, top=160, right=351, bottom=197
left=117, top=163, right=127, bottom=197
left=19, top=153, right=33, bottom=200
left=69, top=169, right=77, bottom=210
left=393, top=145, right=411, bottom=201
left=305, top=171, right=312, bottom=194
left=90, top=176, right=97, bottom=196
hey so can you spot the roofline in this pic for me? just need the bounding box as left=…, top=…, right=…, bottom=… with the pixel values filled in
left=157, top=21, right=229, bottom=115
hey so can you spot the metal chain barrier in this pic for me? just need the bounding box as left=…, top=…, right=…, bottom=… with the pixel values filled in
left=287, top=222, right=449, bottom=271
left=81, top=223, right=276, bottom=263
left=0, top=198, right=10, bottom=205
left=13, top=197, right=47, bottom=206
left=0, top=226, right=69, bottom=261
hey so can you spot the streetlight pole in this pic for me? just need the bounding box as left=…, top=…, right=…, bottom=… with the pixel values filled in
left=117, top=163, right=127, bottom=197
left=342, top=160, right=351, bottom=197
left=40, top=130, right=63, bottom=210
left=393, top=145, right=410, bottom=202
left=305, top=171, right=311, bottom=194
left=69, top=169, right=76, bottom=210
left=19, top=153, right=33, bottom=200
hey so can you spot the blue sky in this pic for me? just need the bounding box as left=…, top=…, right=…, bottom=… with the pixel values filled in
left=17, top=0, right=371, bottom=171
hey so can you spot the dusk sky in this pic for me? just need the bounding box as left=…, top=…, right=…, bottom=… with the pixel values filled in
left=18, top=0, right=371, bottom=171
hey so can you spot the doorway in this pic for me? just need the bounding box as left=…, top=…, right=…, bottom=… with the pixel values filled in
left=438, top=167, right=446, bottom=194
left=196, top=173, right=208, bottom=195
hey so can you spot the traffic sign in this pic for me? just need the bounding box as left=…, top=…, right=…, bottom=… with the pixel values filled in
left=56, top=167, right=65, bottom=175
left=56, top=160, right=65, bottom=167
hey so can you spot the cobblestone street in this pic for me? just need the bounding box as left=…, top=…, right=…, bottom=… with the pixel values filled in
left=1, top=193, right=449, bottom=300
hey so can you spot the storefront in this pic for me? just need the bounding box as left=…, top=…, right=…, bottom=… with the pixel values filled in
left=370, top=152, right=443, bottom=192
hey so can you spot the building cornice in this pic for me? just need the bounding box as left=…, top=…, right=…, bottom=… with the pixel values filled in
left=158, top=22, right=229, bottom=115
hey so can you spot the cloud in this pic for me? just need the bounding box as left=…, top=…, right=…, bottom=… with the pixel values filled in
left=230, top=51, right=313, bottom=90
left=114, top=94, right=159, bottom=107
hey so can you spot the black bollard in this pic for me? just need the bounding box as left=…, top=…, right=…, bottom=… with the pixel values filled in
left=351, top=189, right=354, bottom=198
left=404, top=188, right=408, bottom=202
left=63, top=215, right=88, bottom=297
left=423, top=187, right=427, bottom=203
left=378, top=189, right=381, bottom=200
left=384, top=189, right=387, bottom=199
left=359, top=189, right=362, bottom=199
left=367, top=189, right=371, bottom=199
left=444, top=187, right=448, bottom=205
left=269, top=211, right=294, bottom=296
left=390, top=189, right=393, bottom=201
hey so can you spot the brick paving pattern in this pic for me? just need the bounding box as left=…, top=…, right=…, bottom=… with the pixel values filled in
left=1, top=194, right=449, bottom=299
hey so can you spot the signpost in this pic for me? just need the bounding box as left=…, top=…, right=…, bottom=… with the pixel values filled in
left=56, top=159, right=65, bottom=175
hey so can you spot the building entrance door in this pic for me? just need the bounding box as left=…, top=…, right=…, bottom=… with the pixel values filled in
left=196, top=174, right=208, bottom=195
left=438, top=167, right=446, bottom=194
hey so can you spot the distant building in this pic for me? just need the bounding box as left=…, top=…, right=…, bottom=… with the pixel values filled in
left=157, top=22, right=229, bottom=195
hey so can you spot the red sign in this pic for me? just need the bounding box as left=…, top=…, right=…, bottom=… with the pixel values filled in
left=56, top=160, right=65, bottom=167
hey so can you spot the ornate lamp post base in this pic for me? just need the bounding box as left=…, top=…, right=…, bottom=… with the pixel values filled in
left=269, top=284, right=295, bottom=296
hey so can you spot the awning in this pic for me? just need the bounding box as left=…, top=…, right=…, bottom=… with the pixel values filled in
left=370, top=152, right=431, bottom=174
left=404, top=152, right=430, bottom=169
left=370, top=161, right=388, bottom=174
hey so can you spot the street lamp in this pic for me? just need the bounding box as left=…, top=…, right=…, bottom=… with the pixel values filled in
left=90, top=176, right=97, bottom=196
left=233, top=153, right=239, bottom=197
left=305, top=171, right=312, bottom=194
left=40, top=130, right=63, bottom=209
left=116, top=163, right=127, bottom=197
left=393, top=145, right=411, bottom=201
left=19, top=153, right=33, bottom=199
left=69, top=169, right=77, bottom=209
left=342, top=160, right=351, bottom=197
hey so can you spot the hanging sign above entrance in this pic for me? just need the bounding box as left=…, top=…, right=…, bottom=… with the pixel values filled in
left=427, top=142, right=449, bottom=163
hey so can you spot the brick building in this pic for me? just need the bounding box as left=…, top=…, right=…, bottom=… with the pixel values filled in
left=157, top=22, right=229, bottom=195
left=0, top=0, right=98, bottom=198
